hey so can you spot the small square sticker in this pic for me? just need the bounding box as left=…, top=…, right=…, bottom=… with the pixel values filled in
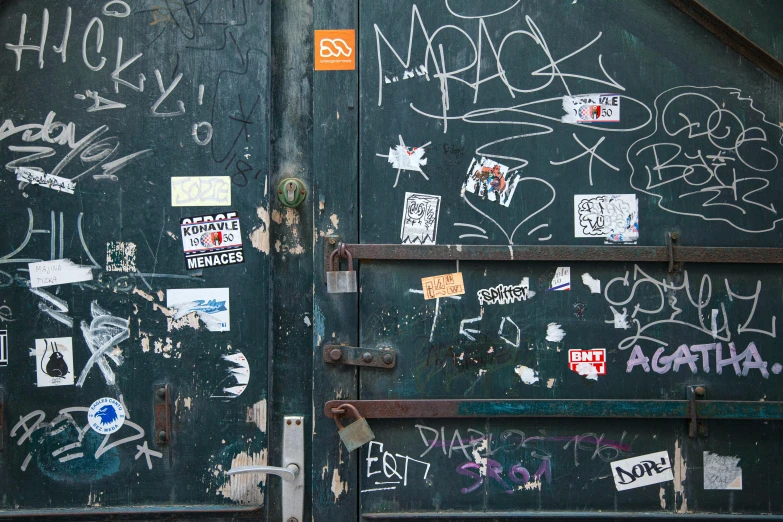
left=315, top=30, right=355, bottom=70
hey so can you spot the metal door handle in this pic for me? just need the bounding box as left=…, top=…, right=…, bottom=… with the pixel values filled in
left=227, top=463, right=300, bottom=482
left=226, top=416, right=304, bottom=522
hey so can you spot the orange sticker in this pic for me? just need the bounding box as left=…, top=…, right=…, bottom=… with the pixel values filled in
left=421, top=272, right=465, bottom=300
left=314, top=30, right=355, bottom=71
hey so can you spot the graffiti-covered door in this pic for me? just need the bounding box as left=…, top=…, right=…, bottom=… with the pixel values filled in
left=313, top=0, right=783, bottom=519
left=0, top=0, right=275, bottom=516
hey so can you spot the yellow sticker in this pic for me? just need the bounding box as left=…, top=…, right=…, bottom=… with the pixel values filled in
left=421, top=272, right=465, bottom=300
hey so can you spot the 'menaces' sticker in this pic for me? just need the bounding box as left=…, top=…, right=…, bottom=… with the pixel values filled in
left=180, top=211, right=245, bottom=270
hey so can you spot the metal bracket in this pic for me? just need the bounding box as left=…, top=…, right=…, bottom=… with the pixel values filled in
left=154, top=384, right=171, bottom=446
left=227, top=416, right=304, bottom=522
left=667, top=232, right=681, bottom=273
left=323, top=344, right=396, bottom=368
left=688, top=385, right=708, bottom=438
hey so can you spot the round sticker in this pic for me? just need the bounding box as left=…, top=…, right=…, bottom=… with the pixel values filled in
left=87, top=397, right=126, bottom=434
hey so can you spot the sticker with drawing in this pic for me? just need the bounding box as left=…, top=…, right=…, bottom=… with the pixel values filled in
left=35, top=337, right=74, bottom=387
left=463, top=158, right=519, bottom=207
left=401, top=192, right=440, bottom=244
left=574, top=194, right=638, bottom=244
left=166, top=288, right=230, bottom=332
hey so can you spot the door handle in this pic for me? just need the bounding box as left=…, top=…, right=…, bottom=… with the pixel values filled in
left=227, top=415, right=304, bottom=522
left=227, top=463, right=300, bottom=482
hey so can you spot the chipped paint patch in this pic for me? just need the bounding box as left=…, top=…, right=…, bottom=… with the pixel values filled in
left=215, top=450, right=267, bottom=504
left=133, top=288, right=155, bottom=302
left=545, top=322, right=565, bottom=342
left=546, top=378, right=555, bottom=388
left=673, top=439, right=688, bottom=512
left=331, top=468, right=348, bottom=502
left=167, top=311, right=202, bottom=331
left=183, top=397, right=192, bottom=410
left=703, top=452, right=742, bottom=490
left=659, top=485, right=666, bottom=509
left=246, top=399, right=267, bottom=433
left=166, top=231, right=178, bottom=240
left=271, top=210, right=283, bottom=224
left=329, top=214, right=339, bottom=228
left=514, top=365, right=539, bottom=385
left=140, top=334, right=150, bottom=353
left=250, top=206, right=270, bottom=254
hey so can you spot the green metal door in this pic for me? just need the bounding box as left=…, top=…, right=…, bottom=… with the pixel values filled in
left=0, top=1, right=276, bottom=517
left=312, top=0, right=783, bottom=519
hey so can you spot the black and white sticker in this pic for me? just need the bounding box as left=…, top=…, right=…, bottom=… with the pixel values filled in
left=0, top=330, right=7, bottom=366
left=180, top=211, right=245, bottom=270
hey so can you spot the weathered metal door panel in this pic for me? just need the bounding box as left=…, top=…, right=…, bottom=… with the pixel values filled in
left=344, top=0, right=783, bottom=517
left=0, top=0, right=271, bottom=515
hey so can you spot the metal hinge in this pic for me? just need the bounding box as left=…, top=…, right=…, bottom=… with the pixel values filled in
left=323, top=344, right=396, bottom=369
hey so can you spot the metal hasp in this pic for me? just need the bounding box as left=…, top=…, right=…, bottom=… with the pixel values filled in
left=277, top=178, right=307, bottom=208
left=668, top=0, right=783, bottom=84
left=324, top=398, right=783, bottom=423
left=326, top=242, right=783, bottom=271
left=323, top=344, right=396, bottom=368
left=227, top=415, right=304, bottom=522
left=154, top=384, right=170, bottom=445
left=688, top=385, right=708, bottom=438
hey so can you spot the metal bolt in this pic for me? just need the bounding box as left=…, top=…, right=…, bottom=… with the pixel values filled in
left=671, top=232, right=679, bottom=241
left=296, top=419, right=301, bottom=426
left=362, top=352, right=373, bottom=363
left=382, top=353, right=393, bottom=365
left=329, top=237, right=337, bottom=245
left=158, top=431, right=166, bottom=440
left=288, top=518, right=298, bottom=522
left=694, top=386, right=706, bottom=397
left=329, top=348, right=343, bottom=361
left=156, top=387, right=166, bottom=399
left=286, top=419, right=292, bottom=425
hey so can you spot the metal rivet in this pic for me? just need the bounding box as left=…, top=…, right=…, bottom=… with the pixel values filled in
left=382, top=353, right=393, bottom=365
left=158, top=431, right=166, bottom=440
left=671, top=232, right=679, bottom=241
left=695, top=386, right=706, bottom=397
left=288, top=518, right=298, bottom=522
left=362, top=352, right=373, bottom=363
left=329, top=348, right=343, bottom=361
left=156, top=387, right=166, bottom=399
left=296, top=419, right=301, bottom=426
left=329, top=237, right=337, bottom=245
left=287, top=419, right=292, bottom=425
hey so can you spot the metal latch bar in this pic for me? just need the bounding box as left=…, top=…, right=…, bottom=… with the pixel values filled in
left=324, top=399, right=783, bottom=421
left=323, top=344, right=396, bottom=368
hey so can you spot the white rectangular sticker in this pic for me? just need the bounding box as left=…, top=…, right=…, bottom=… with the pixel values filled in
left=548, top=267, right=570, bottom=291
left=167, top=288, right=230, bottom=332
left=180, top=211, right=245, bottom=270
left=611, top=451, right=674, bottom=491
left=28, top=260, right=93, bottom=288
left=16, top=167, right=75, bottom=194
left=171, top=176, right=231, bottom=206
left=0, top=330, right=7, bottom=366
left=35, top=337, right=75, bottom=387
left=703, top=452, right=742, bottom=490
left=401, top=193, right=440, bottom=245
left=574, top=194, right=638, bottom=243
left=562, top=94, right=620, bottom=123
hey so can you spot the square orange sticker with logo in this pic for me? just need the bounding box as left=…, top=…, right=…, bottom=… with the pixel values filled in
left=314, top=30, right=355, bottom=71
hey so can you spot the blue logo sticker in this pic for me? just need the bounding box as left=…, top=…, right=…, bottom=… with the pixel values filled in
left=87, top=397, right=126, bottom=434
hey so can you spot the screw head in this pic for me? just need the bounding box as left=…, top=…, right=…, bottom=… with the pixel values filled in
left=296, top=419, right=301, bottom=426
left=156, top=387, right=166, bottom=399
left=286, top=419, right=292, bottom=425
left=288, top=518, right=298, bottom=522
left=158, top=431, right=166, bottom=440
left=362, top=352, right=373, bottom=363
left=671, top=232, right=679, bottom=241
left=329, top=237, right=337, bottom=245
left=382, top=353, right=394, bottom=365
left=695, top=386, right=706, bottom=397
left=329, top=348, right=342, bottom=361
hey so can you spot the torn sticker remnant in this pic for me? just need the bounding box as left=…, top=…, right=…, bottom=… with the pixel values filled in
left=548, top=267, right=570, bottom=291
left=463, top=158, right=519, bottom=207
left=569, top=349, right=606, bottom=379
left=546, top=323, right=566, bottom=342
left=703, top=452, right=742, bottom=490
left=106, top=242, right=137, bottom=272
left=211, top=352, right=250, bottom=399
left=514, top=365, right=539, bottom=385
left=561, top=94, right=620, bottom=123
left=28, top=259, right=93, bottom=288
left=167, top=288, right=230, bottom=332
left=581, top=273, right=601, bottom=293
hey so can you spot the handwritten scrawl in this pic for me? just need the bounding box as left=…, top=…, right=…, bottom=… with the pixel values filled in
left=574, top=194, right=638, bottom=244
left=211, top=352, right=250, bottom=399
left=377, top=135, right=431, bottom=187
left=401, top=192, right=440, bottom=245
left=463, top=158, right=519, bottom=207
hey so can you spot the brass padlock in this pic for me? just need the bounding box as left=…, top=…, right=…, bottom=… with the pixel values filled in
left=333, top=404, right=374, bottom=452
left=326, top=247, right=357, bottom=294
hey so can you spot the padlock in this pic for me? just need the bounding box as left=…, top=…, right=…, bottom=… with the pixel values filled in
left=333, top=403, right=374, bottom=452
left=326, top=247, right=357, bottom=294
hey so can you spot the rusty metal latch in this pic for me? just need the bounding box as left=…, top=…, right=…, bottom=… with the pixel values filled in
left=154, top=384, right=171, bottom=446
left=688, top=385, right=708, bottom=438
left=667, top=232, right=680, bottom=274
left=323, top=344, right=396, bottom=368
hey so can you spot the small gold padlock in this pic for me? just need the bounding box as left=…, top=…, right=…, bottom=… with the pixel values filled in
left=333, top=403, right=374, bottom=452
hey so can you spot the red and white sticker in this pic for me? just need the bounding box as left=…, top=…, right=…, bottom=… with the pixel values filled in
left=568, top=349, right=606, bottom=375
left=562, top=94, right=620, bottom=123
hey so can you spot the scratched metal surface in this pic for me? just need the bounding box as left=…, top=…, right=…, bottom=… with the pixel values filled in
left=0, top=0, right=270, bottom=513
left=355, top=0, right=783, bottom=517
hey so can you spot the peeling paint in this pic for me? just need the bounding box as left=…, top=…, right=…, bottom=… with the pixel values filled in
left=133, top=288, right=155, bottom=302
left=673, top=439, right=688, bottom=513
left=546, top=378, right=555, bottom=388
left=246, top=399, right=267, bottom=433
left=167, top=311, right=203, bottom=331
left=659, top=485, right=666, bottom=509
left=271, top=210, right=283, bottom=224
left=250, top=206, right=271, bottom=254
left=329, top=214, right=339, bottom=228
left=215, top=450, right=267, bottom=504
left=331, top=468, right=348, bottom=502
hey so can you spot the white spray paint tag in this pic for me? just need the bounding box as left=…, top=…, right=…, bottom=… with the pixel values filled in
left=561, top=94, right=620, bottom=123
left=611, top=451, right=674, bottom=491
left=28, top=260, right=93, bottom=288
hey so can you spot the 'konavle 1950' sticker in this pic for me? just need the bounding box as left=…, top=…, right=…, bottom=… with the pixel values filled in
left=180, top=211, right=245, bottom=270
